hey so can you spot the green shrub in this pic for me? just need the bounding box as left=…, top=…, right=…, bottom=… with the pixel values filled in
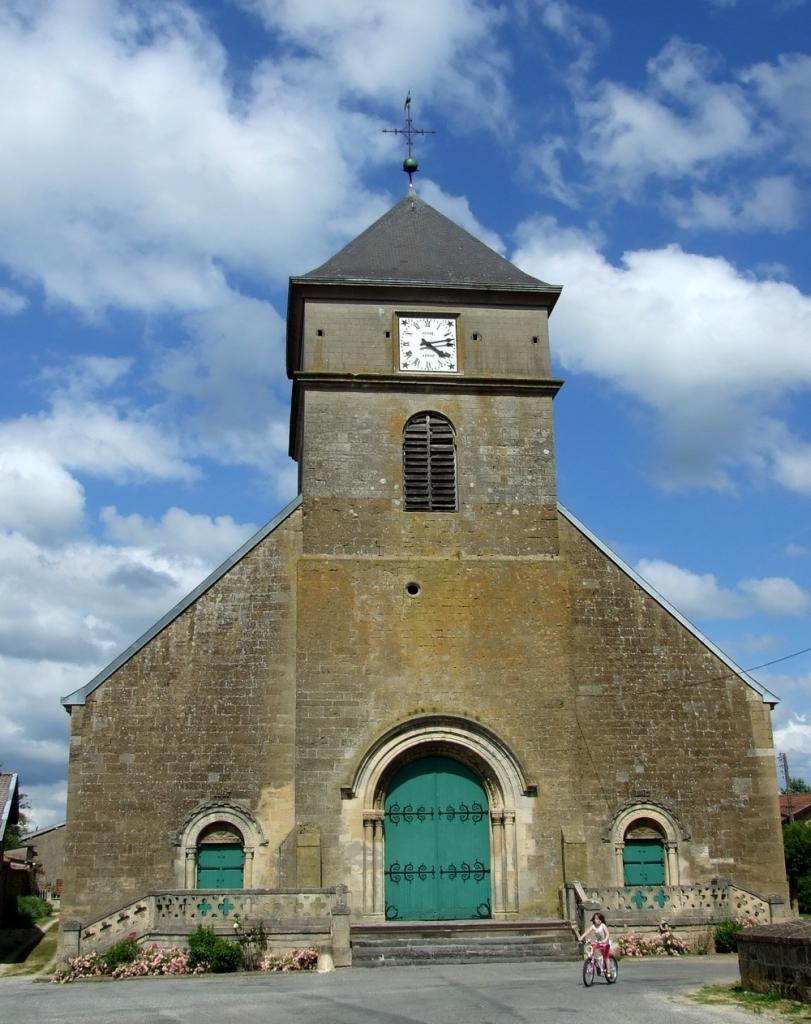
left=187, top=925, right=244, bottom=973
left=796, top=874, right=811, bottom=915
left=102, top=936, right=140, bottom=970
left=713, top=919, right=741, bottom=953
left=16, top=894, right=52, bottom=925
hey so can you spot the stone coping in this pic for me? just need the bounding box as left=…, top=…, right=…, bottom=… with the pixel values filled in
left=737, top=921, right=811, bottom=943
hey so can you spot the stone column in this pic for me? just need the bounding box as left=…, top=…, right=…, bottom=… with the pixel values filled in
left=244, top=847, right=255, bottom=887
left=504, top=810, right=518, bottom=913
left=614, top=843, right=625, bottom=885
left=665, top=842, right=678, bottom=886
left=362, top=814, right=375, bottom=914
left=185, top=849, right=197, bottom=888
left=372, top=813, right=385, bottom=918
left=490, top=810, right=506, bottom=918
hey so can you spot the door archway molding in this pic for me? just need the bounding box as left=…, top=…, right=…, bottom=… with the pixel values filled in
left=604, top=799, right=687, bottom=886
left=348, top=715, right=531, bottom=920
left=173, top=801, right=266, bottom=888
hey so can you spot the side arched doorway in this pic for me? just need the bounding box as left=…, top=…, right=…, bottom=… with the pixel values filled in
left=196, top=822, right=245, bottom=889
left=622, top=820, right=666, bottom=885
left=384, top=755, right=491, bottom=921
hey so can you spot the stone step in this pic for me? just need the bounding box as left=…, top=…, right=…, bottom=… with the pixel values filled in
left=350, top=920, right=580, bottom=967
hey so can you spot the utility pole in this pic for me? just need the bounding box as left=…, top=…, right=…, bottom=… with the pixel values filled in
left=780, top=752, right=794, bottom=823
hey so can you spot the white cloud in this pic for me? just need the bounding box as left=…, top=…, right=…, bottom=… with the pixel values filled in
left=741, top=633, right=780, bottom=653
left=0, top=285, right=27, bottom=314
left=785, top=543, right=809, bottom=558
left=739, top=576, right=811, bottom=616
left=742, top=53, right=811, bottom=163
left=636, top=558, right=746, bottom=618
left=670, top=175, right=804, bottom=232
left=241, top=0, right=509, bottom=123
left=636, top=558, right=810, bottom=620
left=0, top=497, right=260, bottom=827
left=0, top=449, right=85, bottom=542
left=101, top=506, right=257, bottom=562
left=773, top=715, right=811, bottom=784
left=513, top=217, right=811, bottom=491
left=0, top=394, right=197, bottom=487
left=577, top=38, right=762, bottom=184
left=529, top=0, right=610, bottom=80
left=0, top=1, right=393, bottom=314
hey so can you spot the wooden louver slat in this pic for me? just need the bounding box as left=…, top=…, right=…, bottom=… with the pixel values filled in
left=403, top=412, right=458, bottom=512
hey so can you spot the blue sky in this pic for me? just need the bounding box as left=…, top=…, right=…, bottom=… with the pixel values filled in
left=2, top=0, right=810, bottom=828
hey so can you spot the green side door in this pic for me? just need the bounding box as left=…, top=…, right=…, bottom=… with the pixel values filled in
left=384, top=755, right=491, bottom=921
left=623, top=839, right=665, bottom=885
left=196, top=843, right=245, bottom=889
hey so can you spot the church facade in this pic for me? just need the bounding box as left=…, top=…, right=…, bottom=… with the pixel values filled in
left=61, top=190, right=788, bottom=934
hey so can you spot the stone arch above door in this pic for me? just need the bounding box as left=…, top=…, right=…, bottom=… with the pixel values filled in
left=347, top=715, right=532, bottom=920
left=174, top=801, right=266, bottom=888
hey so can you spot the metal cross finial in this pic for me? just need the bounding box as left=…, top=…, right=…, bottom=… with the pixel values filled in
left=382, top=92, right=436, bottom=184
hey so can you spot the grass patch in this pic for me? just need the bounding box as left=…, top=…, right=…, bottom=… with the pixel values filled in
left=692, top=984, right=811, bottom=1018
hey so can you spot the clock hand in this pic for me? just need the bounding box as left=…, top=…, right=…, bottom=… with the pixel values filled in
left=420, top=339, right=451, bottom=358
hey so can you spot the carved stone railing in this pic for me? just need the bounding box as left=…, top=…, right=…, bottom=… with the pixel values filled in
left=565, top=879, right=785, bottom=934
left=60, top=886, right=351, bottom=968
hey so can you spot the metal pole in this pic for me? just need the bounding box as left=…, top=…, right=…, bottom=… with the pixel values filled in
left=781, top=752, right=794, bottom=823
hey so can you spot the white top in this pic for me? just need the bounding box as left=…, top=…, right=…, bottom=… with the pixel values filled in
left=592, top=923, right=608, bottom=942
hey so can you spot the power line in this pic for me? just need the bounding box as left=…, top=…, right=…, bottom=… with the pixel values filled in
left=746, top=644, right=811, bottom=673
left=573, top=641, right=811, bottom=702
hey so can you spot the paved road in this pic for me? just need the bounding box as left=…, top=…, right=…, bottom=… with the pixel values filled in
left=0, top=957, right=748, bottom=1024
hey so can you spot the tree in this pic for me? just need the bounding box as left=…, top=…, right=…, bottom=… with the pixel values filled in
left=783, top=822, right=811, bottom=913
left=786, top=777, right=811, bottom=794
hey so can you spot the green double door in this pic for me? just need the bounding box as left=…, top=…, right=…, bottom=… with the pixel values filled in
left=384, top=756, right=491, bottom=921
left=196, top=843, right=245, bottom=888
left=623, top=839, right=665, bottom=885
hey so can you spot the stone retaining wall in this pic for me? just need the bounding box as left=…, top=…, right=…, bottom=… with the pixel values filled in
left=737, top=921, right=811, bottom=1004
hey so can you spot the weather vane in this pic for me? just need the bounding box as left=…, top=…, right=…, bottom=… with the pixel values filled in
left=382, top=92, right=436, bottom=185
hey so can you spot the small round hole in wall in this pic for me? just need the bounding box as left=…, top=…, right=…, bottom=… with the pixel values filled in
left=406, top=582, right=421, bottom=598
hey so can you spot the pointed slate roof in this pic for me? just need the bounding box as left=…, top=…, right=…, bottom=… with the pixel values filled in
left=298, top=191, right=555, bottom=292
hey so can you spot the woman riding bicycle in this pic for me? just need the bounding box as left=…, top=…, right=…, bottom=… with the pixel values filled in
left=578, top=912, right=611, bottom=972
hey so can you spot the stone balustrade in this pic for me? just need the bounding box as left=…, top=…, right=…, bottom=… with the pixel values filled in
left=566, top=879, right=785, bottom=935
left=60, top=886, right=351, bottom=968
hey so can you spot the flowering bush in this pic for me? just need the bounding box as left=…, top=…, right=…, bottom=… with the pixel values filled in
left=53, top=945, right=202, bottom=983
left=52, top=952, right=108, bottom=983
left=110, top=946, right=201, bottom=978
left=616, top=927, right=690, bottom=958
left=259, top=947, right=319, bottom=972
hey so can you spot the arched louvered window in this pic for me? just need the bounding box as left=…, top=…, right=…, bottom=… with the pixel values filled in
left=403, top=412, right=457, bottom=512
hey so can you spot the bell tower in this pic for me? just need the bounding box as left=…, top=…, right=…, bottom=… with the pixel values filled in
left=286, top=186, right=578, bottom=919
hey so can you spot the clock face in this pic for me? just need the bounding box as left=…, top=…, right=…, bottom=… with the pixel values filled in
left=398, top=316, right=458, bottom=373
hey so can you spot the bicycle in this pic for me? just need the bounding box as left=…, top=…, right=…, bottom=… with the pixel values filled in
left=581, top=940, right=618, bottom=986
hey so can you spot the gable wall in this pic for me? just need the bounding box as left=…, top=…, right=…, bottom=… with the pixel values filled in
left=559, top=514, right=787, bottom=896
left=61, top=510, right=302, bottom=923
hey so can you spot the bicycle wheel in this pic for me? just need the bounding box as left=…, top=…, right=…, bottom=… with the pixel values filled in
left=582, top=958, right=595, bottom=987
left=604, top=955, right=618, bottom=984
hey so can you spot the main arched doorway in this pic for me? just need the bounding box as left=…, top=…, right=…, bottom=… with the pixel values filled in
left=384, top=755, right=491, bottom=921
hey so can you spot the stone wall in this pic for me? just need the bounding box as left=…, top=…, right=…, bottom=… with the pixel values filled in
left=738, top=921, right=811, bottom=1003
